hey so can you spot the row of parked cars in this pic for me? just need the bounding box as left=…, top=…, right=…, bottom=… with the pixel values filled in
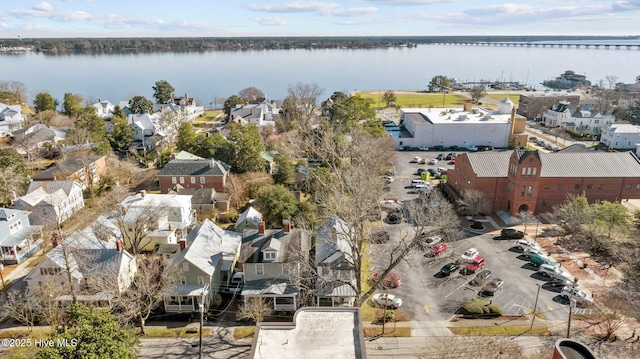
left=508, top=234, right=593, bottom=306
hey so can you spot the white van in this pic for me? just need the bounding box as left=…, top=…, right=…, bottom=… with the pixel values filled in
left=229, top=272, right=244, bottom=294
left=411, top=179, right=427, bottom=185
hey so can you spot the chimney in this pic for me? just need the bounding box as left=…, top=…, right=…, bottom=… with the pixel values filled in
left=168, top=224, right=174, bottom=231
left=4, top=99, right=10, bottom=105
left=52, top=175, right=57, bottom=181
left=179, top=239, right=187, bottom=251
left=51, top=235, right=60, bottom=248
left=209, top=158, right=215, bottom=169
left=258, top=221, right=266, bottom=235
left=463, top=102, right=472, bottom=112
left=140, top=190, right=146, bottom=198
left=116, top=240, right=123, bottom=252
left=283, top=219, right=291, bottom=234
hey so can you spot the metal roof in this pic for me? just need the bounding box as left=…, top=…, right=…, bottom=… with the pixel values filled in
left=466, top=150, right=640, bottom=178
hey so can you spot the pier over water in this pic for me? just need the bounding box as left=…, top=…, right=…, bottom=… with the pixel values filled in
left=430, top=42, right=640, bottom=50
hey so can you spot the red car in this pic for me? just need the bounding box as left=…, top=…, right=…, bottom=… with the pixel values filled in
left=430, top=243, right=449, bottom=256
left=448, top=158, right=456, bottom=165
left=466, top=256, right=485, bottom=273
left=371, top=272, right=401, bottom=288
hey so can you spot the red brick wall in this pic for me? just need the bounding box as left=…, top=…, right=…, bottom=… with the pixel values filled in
left=159, top=174, right=227, bottom=193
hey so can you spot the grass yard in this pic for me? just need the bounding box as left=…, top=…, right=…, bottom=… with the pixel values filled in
left=448, top=325, right=550, bottom=336
left=357, top=91, right=470, bottom=108
left=363, top=326, right=411, bottom=338
left=136, top=327, right=213, bottom=338
left=233, top=326, right=256, bottom=339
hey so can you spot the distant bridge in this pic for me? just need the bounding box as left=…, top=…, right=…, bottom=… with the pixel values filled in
left=430, top=42, right=640, bottom=50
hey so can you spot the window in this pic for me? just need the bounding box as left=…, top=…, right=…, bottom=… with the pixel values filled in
left=264, top=251, right=276, bottom=261
left=598, top=184, right=604, bottom=190
left=190, top=177, right=196, bottom=184
left=637, top=184, right=640, bottom=190
left=541, top=199, right=547, bottom=206
left=182, top=262, right=189, bottom=272
left=171, top=177, right=177, bottom=184
left=626, top=184, right=632, bottom=190
left=520, top=186, right=525, bottom=197
left=521, top=167, right=526, bottom=176
left=179, top=177, right=185, bottom=184
left=586, top=184, right=592, bottom=190
left=574, top=184, right=580, bottom=190
left=558, top=184, right=563, bottom=190
left=275, top=297, right=294, bottom=305
left=200, top=176, right=205, bottom=184
left=256, top=263, right=264, bottom=275
left=197, top=276, right=204, bottom=285
left=532, top=167, right=537, bottom=176
left=180, top=276, right=187, bottom=285
left=595, top=199, right=602, bottom=204
left=527, top=167, right=532, bottom=176
left=544, top=184, right=550, bottom=190
left=527, top=185, right=532, bottom=197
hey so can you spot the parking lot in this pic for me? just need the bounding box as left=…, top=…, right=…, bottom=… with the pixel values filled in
left=369, top=150, right=594, bottom=322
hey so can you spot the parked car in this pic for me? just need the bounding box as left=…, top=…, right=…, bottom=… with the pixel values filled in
left=537, top=263, right=565, bottom=278
left=466, top=145, right=479, bottom=152
left=548, top=272, right=577, bottom=288
left=430, top=243, right=449, bottom=256
left=418, top=146, right=430, bottom=151
left=432, top=145, right=445, bottom=151
left=481, top=278, right=504, bottom=296
left=460, top=248, right=480, bottom=262
left=386, top=211, right=402, bottom=224
left=440, top=263, right=460, bottom=276
left=410, top=156, right=422, bottom=163
left=436, top=153, right=445, bottom=160
left=466, top=256, right=485, bottom=273
left=417, top=168, right=428, bottom=175
left=422, top=235, right=443, bottom=247
left=428, top=159, right=438, bottom=165
left=371, top=272, right=401, bottom=288
left=471, top=270, right=492, bottom=286
left=560, top=287, right=593, bottom=306
left=229, top=272, right=244, bottom=294
left=531, top=254, right=560, bottom=268
left=515, top=239, right=545, bottom=253
left=371, top=293, right=403, bottom=309
left=448, top=158, right=456, bottom=165
left=523, top=247, right=548, bottom=259
left=501, top=228, right=525, bottom=239
left=380, top=198, right=401, bottom=208
left=445, top=153, right=454, bottom=160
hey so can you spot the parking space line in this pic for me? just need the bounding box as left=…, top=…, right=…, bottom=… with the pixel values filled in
left=444, top=278, right=472, bottom=298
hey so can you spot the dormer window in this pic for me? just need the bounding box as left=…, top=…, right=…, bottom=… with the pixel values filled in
left=263, top=251, right=277, bottom=261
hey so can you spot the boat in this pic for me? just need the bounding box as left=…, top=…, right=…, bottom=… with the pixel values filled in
left=542, top=70, right=591, bottom=89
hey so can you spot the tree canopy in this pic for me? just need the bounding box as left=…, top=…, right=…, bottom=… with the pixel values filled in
left=256, top=184, right=299, bottom=227
left=152, top=80, right=175, bottom=104
left=226, top=123, right=266, bottom=173
left=238, top=87, right=265, bottom=103
left=128, top=96, right=154, bottom=114
left=33, top=92, right=58, bottom=113
left=429, top=75, right=451, bottom=92
left=0, top=148, right=30, bottom=206
left=109, top=116, right=135, bottom=152
left=330, top=95, right=385, bottom=137
left=223, top=95, right=244, bottom=120
left=63, top=93, right=84, bottom=117
left=36, top=304, right=138, bottom=359
left=382, top=90, right=397, bottom=107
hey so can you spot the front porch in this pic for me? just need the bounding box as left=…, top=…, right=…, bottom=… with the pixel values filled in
left=164, top=284, right=211, bottom=313
left=1, top=228, right=44, bottom=265
left=316, top=282, right=356, bottom=307
left=241, top=280, right=298, bottom=311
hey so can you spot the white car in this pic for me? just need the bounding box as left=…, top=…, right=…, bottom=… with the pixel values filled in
left=460, top=248, right=480, bottom=262
left=410, top=156, right=422, bottom=163
left=538, top=264, right=566, bottom=277
left=560, top=287, right=593, bottom=306
left=380, top=198, right=402, bottom=209
left=371, top=293, right=403, bottom=309
left=421, top=235, right=442, bottom=248
left=515, top=240, right=546, bottom=254
left=428, top=159, right=438, bottom=165
left=229, top=272, right=244, bottom=294
left=418, top=146, right=430, bottom=151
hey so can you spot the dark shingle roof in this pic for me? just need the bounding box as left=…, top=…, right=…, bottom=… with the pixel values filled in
left=32, top=155, right=104, bottom=181
left=157, top=159, right=229, bottom=177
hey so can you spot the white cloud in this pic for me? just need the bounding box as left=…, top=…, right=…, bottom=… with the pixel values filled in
left=363, top=0, right=455, bottom=5
left=252, top=16, right=287, bottom=25
left=321, top=7, right=378, bottom=16
left=246, top=1, right=334, bottom=13
left=33, top=2, right=53, bottom=12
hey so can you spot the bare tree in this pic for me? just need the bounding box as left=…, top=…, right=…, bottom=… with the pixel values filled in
left=111, top=255, right=177, bottom=335
left=238, top=87, right=265, bottom=103
left=237, top=297, right=273, bottom=324
left=282, top=82, right=324, bottom=130
left=425, top=336, right=551, bottom=359
left=469, top=86, right=486, bottom=104
left=3, top=289, right=40, bottom=332
left=606, top=75, right=620, bottom=89
left=458, top=189, right=490, bottom=229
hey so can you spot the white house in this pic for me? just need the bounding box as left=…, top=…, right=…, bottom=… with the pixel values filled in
left=568, top=107, right=615, bottom=133
left=315, top=216, right=356, bottom=307
left=601, top=124, right=640, bottom=150
left=163, top=219, right=242, bottom=313
left=541, top=102, right=572, bottom=128
left=235, top=206, right=263, bottom=233
left=24, top=237, right=136, bottom=308
left=0, top=208, right=43, bottom=265
left=395, top=99, right=520, bottom=149
left=12, top=181, right=84, bottom=228
left=0, top=103, right=26, bottom=137
left=127, top=113, right=161, bottom=141
left=154, top=93, right=204, bottom=122
left=91, top=100, right=116, bottom=120
left=230, top=99, right=278, bottom=129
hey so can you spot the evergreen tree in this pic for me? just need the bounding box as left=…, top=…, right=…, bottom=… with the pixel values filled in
left=223, top=95, right=244, bottom=120
left=63, top=93, right=84, bottom=117
left=33, top=92, right=58, bottom=113
left=152, top=80, right=175, bottom=104
left=128, top=96, right=154, bottom=114
left=256, top=184, right=299, bottom=227
left=109, top=116, right=135, bottom=152
left=273, top=153, right=296, bottom=187
left=226, top=123, right=266, bottom=173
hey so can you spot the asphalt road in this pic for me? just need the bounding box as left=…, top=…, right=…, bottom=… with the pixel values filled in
left=369, top=150, right=593, bottom=323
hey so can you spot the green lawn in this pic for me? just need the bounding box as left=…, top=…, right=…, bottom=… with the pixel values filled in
left=357, top=91, right=470, bottom=108
left=233, top=326, right=255, bottom=339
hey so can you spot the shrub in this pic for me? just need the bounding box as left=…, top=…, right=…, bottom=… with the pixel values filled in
left=459, top=299, right=502, bottom=318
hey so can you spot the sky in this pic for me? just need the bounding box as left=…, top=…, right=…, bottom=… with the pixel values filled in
left=1, top=0, right=639, bottom=38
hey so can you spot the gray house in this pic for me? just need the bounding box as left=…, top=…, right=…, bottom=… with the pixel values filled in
left=0, top=208, right=43, bottom=265
left=235, top=206, right=262, bottom=232
left=163, top=219, right=242, bottom=313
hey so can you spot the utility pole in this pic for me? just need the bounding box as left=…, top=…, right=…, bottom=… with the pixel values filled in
left=198, top=284, right=208, bottom=359
left=567, top=284, right=576, bottom=338
left=530, top=284, right=541, bottom=330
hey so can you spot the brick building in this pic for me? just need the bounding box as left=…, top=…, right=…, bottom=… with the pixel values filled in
left=157, top=158, right=229, bottom=193
left=446, top=149, right=640, bottom=216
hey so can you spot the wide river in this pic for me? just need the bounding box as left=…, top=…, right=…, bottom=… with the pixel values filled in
left=5, top=42, right=640, bottom=106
